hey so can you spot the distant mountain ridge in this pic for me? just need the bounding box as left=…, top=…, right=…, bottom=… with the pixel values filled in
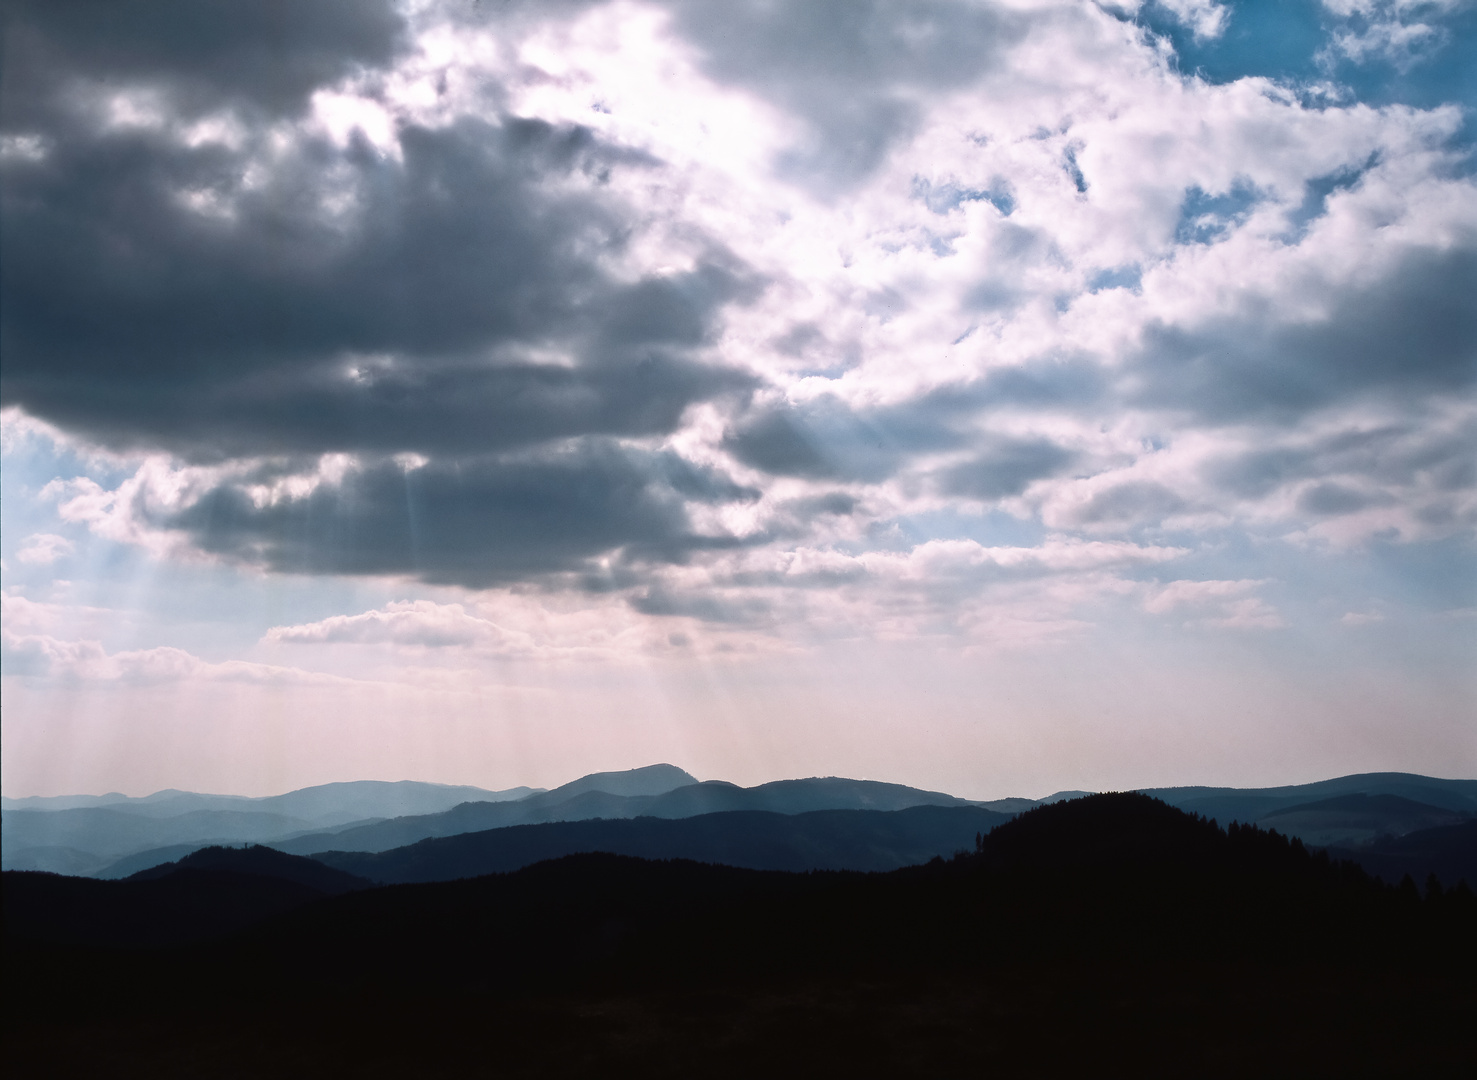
left=1325, top=820, right=1477, bottom=890
left=270, top=775, right=982, bottom=856
left=2, top=779, right=541, bottom=820
left=1140, top=772, right=1477, bottom=821
left=311, top=805, right=1014, bottom=883
left=1, top=779, right=541, bottom=875
left=1259, top=793, right=1469, bottom=847
left=7, top=768, right=1475, bottom=882
left=541, top=764, right=697, bottom=799
left=9, top=792, right=1470, bottom=962
left=1141, top=773, right=1477, bottom=849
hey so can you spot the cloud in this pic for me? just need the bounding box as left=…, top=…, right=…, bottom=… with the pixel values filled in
left=1, top=109, right=756, bottom=459
left=0, top=0, right=407, bottom=127
left=1, top=628, right=351, bottom=686
left=1320, top=0, right=1465, bottom=71
left=2, top=0, right=1473, bottom=640
left=1198, top=414, right=1477, bottom=541
left=722, top=394, right=960, bottom=482
left=871, top=536, right=1188, bottom=578
left=1067, top=481, right=1189, bottom=528
left=1131, top=245, right=1477, bottom=423
left=938, top=436, right=1077, bottom=501
left=1144, top=577, right=1267, bottom=614
left=1153, top=0, right=1230, bottom=41
left=14, top=533, right=73, bottom=565
left=660, top=0, right=1031, bottom=191
left=1143, top=578, right=1284, bottom=629
left=265, top=600, right=535, bottom=651
left=45, top=442, right=758, bottom=586
left=0, top=589, right=115, bottom=638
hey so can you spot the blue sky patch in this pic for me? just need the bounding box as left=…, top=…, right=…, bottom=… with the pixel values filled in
left=1175, top=180, right=1262, bottom=245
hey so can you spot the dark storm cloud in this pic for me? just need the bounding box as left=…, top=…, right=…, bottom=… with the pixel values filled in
left=151, top=443, right=748, bottom=586
left=0, top=2, right=771, bottom=588
left=0, top=0, right=406, bottom=124
left=1, top=112, right=756, bottom=458
left=1131, top=245, right=1477, bottom=421
left=939, top=435, right=1076, bottom=500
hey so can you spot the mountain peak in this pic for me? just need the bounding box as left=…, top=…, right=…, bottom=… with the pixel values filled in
left=545, top=764, right=699, bottom=800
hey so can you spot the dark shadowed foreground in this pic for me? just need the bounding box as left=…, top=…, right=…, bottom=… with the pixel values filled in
left=6, top=794, right=1474, bottom=1077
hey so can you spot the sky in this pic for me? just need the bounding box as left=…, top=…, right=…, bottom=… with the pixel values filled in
left=2, top=0, right=1473, bottom=800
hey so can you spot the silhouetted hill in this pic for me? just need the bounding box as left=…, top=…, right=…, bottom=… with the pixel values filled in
left=10, top=794, right=1471, bottom=965
left=95, top=843, right=251, bottom=880
left=4, top=848, right=369, bottom=950
left=7, top=794, right=1474, bottom=1077
left=198, top=796, right=1466, bottom=986
left=310, top=805, right=1013, bottom=883
left=4, top=869, right=330, bottom=948
left=128, top=845, right=371, bottom=894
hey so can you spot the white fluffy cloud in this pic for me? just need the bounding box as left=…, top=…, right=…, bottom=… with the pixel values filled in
left=265, top=600, right=535, bottom=651
left=0, top=628, right=353, bottom=686
left=14, top=533, right=73, bottom=566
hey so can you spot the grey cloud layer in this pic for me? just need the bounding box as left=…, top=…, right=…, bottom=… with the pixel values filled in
left=1, top=112, right=756, bottom=457
left=1131, top=246, right=1477, bottom=423
left=153, top=444, right=752, bottom=586
left=3, top=0, right=1474, bottom=600
left=0, top=0, right=406, bottom=125
left=0, top=1, right=771, bottom=584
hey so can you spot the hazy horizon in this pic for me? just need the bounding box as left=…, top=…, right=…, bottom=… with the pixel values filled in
left=9, top=762, right=1477, bottom=806
left=3, top=0, right=1474, bottom=801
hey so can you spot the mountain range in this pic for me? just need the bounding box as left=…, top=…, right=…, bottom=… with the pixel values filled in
left=6, top=793, right=1473, bottom=1077
left=4, top=767, right=1473, bottom=887
left=1, top=777, right=541, bottom=875
left=311, top=804, right=1015, bottom=882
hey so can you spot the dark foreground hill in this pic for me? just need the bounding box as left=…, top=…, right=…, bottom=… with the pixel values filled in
left=127, top=844, right=371, bottom=893
left=5, top=847, right=370, bottom=948
left=312, top=805, right=1012, bottom=883
left=6, top=794, right=1474, bottom=1078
